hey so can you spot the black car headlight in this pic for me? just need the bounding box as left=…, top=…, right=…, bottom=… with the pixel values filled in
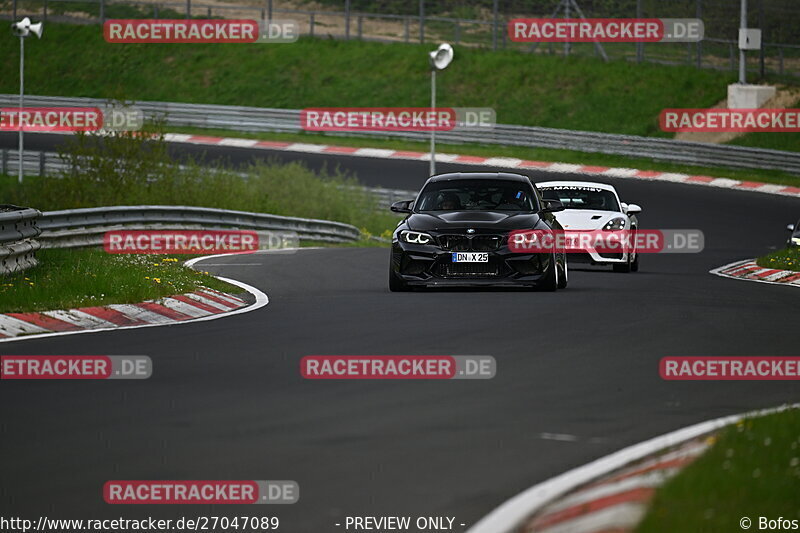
left=399, top=230, right=434, bottom=245
left=602, top=217, right=627, bottom=231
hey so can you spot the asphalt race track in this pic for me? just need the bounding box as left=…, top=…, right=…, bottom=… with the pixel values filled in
left=1, top=132, right=799, bottom=531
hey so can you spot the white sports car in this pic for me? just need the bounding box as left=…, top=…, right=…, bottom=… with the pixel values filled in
left=536, top=181, right=642, bottom=272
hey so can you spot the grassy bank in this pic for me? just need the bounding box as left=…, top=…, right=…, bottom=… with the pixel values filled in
left=0, top=131, right=399, bottom=237
left=0, top=248, right=239, bottom=313
left=756, top=247, right=800, bottom=271
left=636, top=408, right=800, bottom=533
left=0, top=23, right=735, bottom=138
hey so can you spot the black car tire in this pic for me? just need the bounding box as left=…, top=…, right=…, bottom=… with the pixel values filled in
left=613, top=253, right=633, bottom=273
left=630, top=252, right=640, bottom=272
left=557, top=257, right=568, bottom=289
left=389, top=268, right=411, bottom=292
left=537, top=254, right=559, bottom=292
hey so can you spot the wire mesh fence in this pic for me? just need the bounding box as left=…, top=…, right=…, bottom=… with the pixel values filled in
left=1, top=0, right=799, bottom=77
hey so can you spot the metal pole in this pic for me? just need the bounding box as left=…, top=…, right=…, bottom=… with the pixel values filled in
left=492, top=0, right=498, bottom=51
left=758, top=0, right=765, bottom=80
left=18, top=36, right=24, bottom=184
left=695, top=0, right=702, bottom=68
left=267, top=0, right=272, bottom=21
left=344, top=0, right=350, bottom=40
left=12, top=0, right=16, bottom=20
left=186, top=0, right=191, bottom=19
left=564, top=0, right=570, bottom=57
left=430, top=69, right=435, bottom=177
left=635, top=0, right=643, bottom=63
left=739, top=0, right=747, bottom=84
left=419, top=0, right=424, bottom=43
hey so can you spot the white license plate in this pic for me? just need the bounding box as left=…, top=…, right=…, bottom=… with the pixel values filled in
left=451, top=252, right=489, bottom=263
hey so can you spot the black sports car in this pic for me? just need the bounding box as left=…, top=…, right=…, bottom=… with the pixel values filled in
left=388, top=172, right=568, bottom=291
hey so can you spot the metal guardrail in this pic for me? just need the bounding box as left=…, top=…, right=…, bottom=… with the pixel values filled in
left=4, top=95, right=800, bottom=175
left=0, top=203, right=362, bottom=272
left=37, top=205, right=362, bottom=246
left=0, top=205, right=42, bottom=275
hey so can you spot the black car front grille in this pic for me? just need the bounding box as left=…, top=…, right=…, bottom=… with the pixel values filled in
left=438, top=234, right=502, bottom=252
left=436, top=260, right=501, bottom=278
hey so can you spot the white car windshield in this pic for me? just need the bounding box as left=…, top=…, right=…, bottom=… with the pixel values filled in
left=540, top=186, right=620, bottom=212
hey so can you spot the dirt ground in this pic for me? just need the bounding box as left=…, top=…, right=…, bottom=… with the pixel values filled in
left=675, top=85, right=800, bottom=143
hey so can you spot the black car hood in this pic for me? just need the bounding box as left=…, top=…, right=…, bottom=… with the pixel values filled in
left=406, top=211, right=542, bottom=232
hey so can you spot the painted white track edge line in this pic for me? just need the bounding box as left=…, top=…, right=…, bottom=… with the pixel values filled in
left=0, top=256, right=269, bottom=344
left=465, top=403, right=799, bottom=533
left=709, top=259, right=800, bottom=290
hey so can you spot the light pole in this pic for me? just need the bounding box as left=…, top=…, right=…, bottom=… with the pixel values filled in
left=428, top=43, right=453, bottom=177
left=739, top=0, right=747, bottom=84
left=11, top=17, right=43, bottom=184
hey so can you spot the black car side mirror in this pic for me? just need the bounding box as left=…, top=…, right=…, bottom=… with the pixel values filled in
left=541, top=199, right=564, bottom=213
left=390, top=200, right=413, bottom=213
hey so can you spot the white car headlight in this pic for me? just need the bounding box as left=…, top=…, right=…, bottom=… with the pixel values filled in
left=792, top=237, right=800, bottom=245
left=602, top=217, right=627, bottom=231
left=400, top=230, right=434, bottom=245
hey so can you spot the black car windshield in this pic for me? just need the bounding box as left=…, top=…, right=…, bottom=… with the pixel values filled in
left=416, top=180, right=537, bottom=212
left=539, top=185, right=620, bottom=212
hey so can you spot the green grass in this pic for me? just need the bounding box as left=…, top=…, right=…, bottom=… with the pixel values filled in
left=1, top=22, right=796, bottom=177
left=0, top=23, right=737, bottom=138
left=636, top=408, right=800, bottom=533
left=0, top=248, right=240, bottom=313
left=756, top=247, right=800, bottom=271
left=0, top=158, right=399, bottom=238
left=169, top=126, right=800, bottom=188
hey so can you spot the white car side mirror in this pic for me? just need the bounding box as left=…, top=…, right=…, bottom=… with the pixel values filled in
left=626, top=203, right=642, bottom=215
left=787, top=224, right=796, bottom=232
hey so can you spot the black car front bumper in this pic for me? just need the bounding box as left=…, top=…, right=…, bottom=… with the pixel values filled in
left=391, top=240, right=554, bottom=287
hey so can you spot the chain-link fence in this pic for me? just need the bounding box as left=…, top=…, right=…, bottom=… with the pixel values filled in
left=2, top=0, right=799, bottom=78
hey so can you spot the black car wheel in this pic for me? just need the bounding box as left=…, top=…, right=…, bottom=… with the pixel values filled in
left=538, top=253, right=559, bottom=292
left=613, top=253, right=633, bottom=273
left=557, top=257, right=568, bottom=289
